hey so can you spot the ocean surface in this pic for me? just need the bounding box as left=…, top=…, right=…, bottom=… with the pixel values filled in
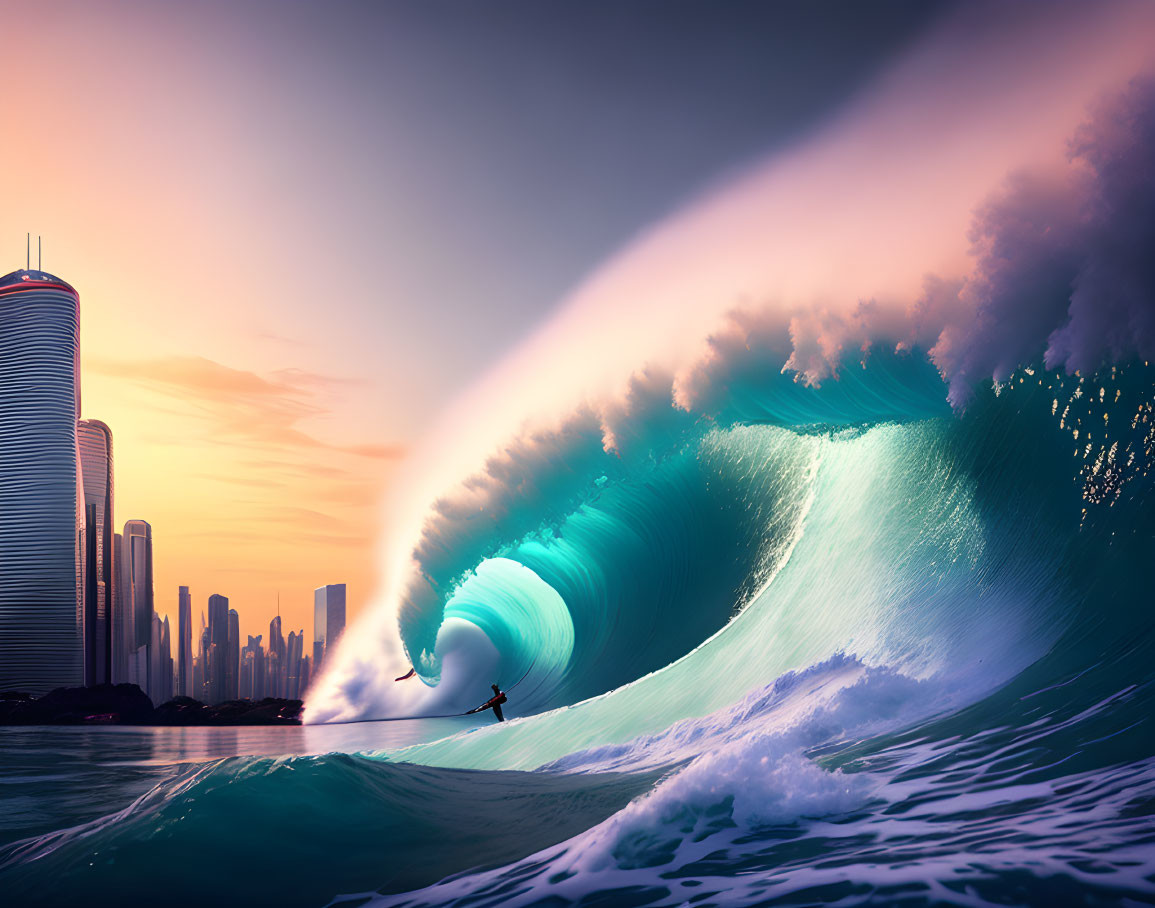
left=3, top=357, right=1154, bottom=907
left=0, top=719, right=665, bottom=905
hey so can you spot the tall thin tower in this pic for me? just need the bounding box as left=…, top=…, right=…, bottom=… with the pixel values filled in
left=0, top=266, right=84, bottom=694
left=178, top=586, right=192, bottom=697
left=78, top=420, right=114, bottom=686
left=122, top=520, right=154, bottom=693
left=207, top=594, right=229, bottom=704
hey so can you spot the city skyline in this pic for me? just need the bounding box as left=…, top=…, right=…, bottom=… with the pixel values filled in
left=0, top=237, right=384, bottom=650
left=12, top=254, right=365, bottom=669
left=0, top=257, right=352, bottom=700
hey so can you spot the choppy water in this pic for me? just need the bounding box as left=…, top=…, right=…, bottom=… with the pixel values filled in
left=0, top=719, right=664, bottom=905
left=0, top=721, right=464, bottom=850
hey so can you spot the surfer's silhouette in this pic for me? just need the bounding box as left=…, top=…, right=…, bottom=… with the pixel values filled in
left=466, top=683, right=507, bottom=722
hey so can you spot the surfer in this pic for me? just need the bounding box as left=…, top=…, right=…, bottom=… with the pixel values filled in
left=466, top=683, right=507, bottom=722
left=394, top=667, right=417, bottom=682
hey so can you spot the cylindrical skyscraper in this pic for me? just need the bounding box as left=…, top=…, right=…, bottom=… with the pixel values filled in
left=0, top=269, right=84, bottom=694
left=78, top=419, right=114, bottom=686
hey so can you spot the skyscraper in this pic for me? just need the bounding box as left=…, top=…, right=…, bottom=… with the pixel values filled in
left=78, top=419, right=114, bottom=687
left=313, top=584, right=347, bottom=672
left=192, top=654, right=203, bottom=703
left=240, top=634, right=265, bottom=700
left=299, top=654, right=312, bottom=696
left=226, top=608, right=239, bottom=701
left=286, top=630, right=303, bottom=699
left=207, top=594, right=229, bottom=704
left=112, top=531, right=129, bottom=682
left=268, top=614, right=285, bottom=698
left=122, top=520, right=154, bottom=693
left=150, top=612, right=173, bottom=704
left=83, top=503, right=98, bottom=683
left=161, top=615, right=173, bottom=703
left=195, top=610, right=208, bottom=701
left=178, top=586, right=192, bottom=697
left=0, top=268, right=84, bottom=694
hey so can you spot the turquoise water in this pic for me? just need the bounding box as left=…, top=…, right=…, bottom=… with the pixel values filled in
left=3, top=355, right=1154, bottom=906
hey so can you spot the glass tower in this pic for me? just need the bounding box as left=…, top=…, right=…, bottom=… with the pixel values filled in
left=122, top=519, right=154, bottom=693
left=226, top=608, right=239, bottom=701
left=78, top=419, right=114, bottom=686
left=0, top=269, right=84, bottom=694
left=112, top=531, right=128, bottom=681
left=178, top=586, right=192, bottom=697
left=313, top=583, right=347, bottom=672
left=207, top=594, right=229, bottom=704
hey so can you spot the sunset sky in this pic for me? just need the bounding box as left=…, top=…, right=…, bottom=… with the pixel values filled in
left=0, top=0, right=952, bottom=643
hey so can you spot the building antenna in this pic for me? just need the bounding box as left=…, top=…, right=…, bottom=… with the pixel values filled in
left=26, top=233, right=29, bottom=270
left=38, top=236, right=41, bottom=271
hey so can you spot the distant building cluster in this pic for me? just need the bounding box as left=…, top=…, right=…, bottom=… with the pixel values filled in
left=192, top=584, right=346, bottom=703
left=0, top=266, right=346, bottom=702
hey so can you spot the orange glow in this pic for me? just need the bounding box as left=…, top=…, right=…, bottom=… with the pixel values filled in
left=81, top=356, right=397, bottom=645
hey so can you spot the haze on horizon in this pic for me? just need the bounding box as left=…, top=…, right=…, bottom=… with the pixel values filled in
left=0, top=0, right=958, bottom=642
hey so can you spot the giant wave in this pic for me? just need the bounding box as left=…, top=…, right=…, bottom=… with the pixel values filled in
left=310, top=23, right=1155, bottom=725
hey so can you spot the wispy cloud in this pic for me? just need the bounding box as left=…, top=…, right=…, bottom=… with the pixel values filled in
left=89, top=354, right=405, bottom=460
left=191, top=473, right=285, bottom=490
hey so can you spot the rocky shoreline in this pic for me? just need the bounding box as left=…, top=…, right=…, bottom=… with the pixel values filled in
left=0, top=684, right=303, bottom=726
